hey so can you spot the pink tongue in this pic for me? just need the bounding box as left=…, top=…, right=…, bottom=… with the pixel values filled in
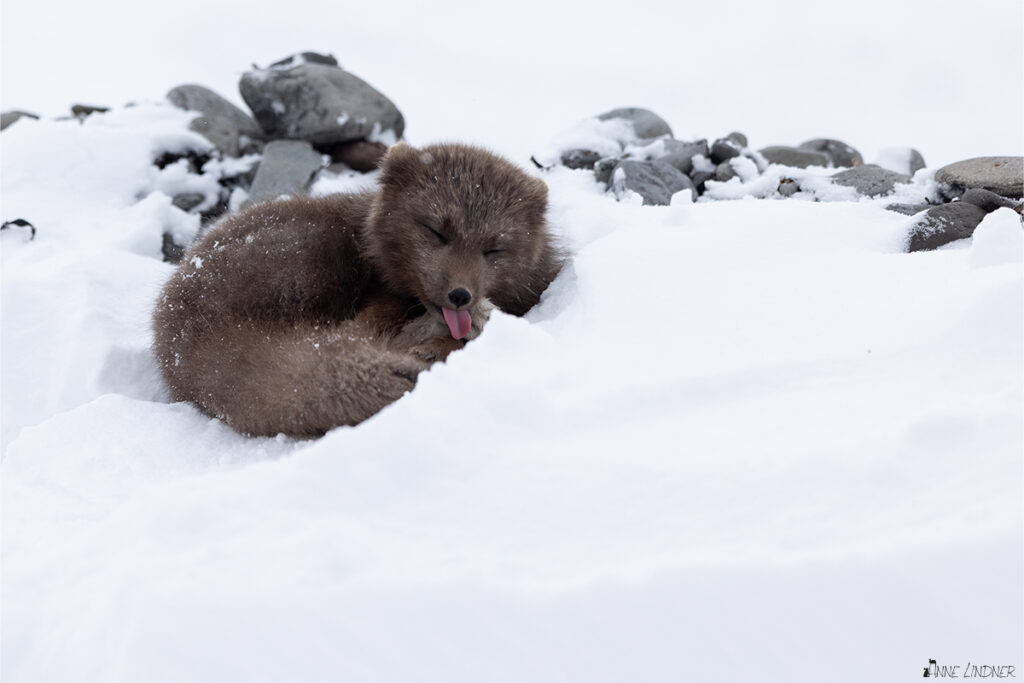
left=442, top=307, right=472, bottom=340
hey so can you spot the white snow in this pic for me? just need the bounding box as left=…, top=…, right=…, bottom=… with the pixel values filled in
left=969, top=208, right=1024, bottom=268
left=537, top=116, right=636, bottom=166
left=2, top=101, right=1021, bottom=682
left=310, top=166, right=381, bottom=196
left=366, top=121, right=399, bottom=147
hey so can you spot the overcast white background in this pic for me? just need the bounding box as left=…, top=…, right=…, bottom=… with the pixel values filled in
left=3, top=0, right=1022, bottom=165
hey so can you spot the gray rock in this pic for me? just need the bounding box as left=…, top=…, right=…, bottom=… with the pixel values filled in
left=1, top=110, right=39, bottom=131
left=832, top=164, right=910, bottom=197
left=715, top=161, right=737, bottom=182
left=162, top=232, right=186, bottom=264
left=172, top=193, right=207, bottom=212
left=906, top=202, right=988, bottom=252
left=596, top=107, right=672, bottom=139
left=656, top=139, right=708, bottom=175
left=885, top=203, right=931, bottom=216
left=191, top=118, right=240, bottom=157
left=611, top=160, right=696, bottom=205
left=594, top=157, right=618, bottom=186
left=960, top=188, right=1019, bottom=213
left=239, top=135, right=264, bottom=156
left=778, top=178, right=800, bottom=196
left=71, top=104, right=109, bottom=118
left=710, top=138, right=741, bottom=164
left=709, top=133, right=746, bottom=165
left=243, top=140, right=324, bottom=207
left=726, top=131, right=747, bottom=147
left=168, top=84, right=262, bottom=137
left=938, top=184, right=965, bottom=202
left=240, top=56, right=405, bottom=145
left=935, top=156, right=1023, bottom=199
left=269, top=51, right=339, bottom=68
left=799, top=138, right=863, bottom=168
left=560, top=148, right=603, bottom=170
left=689, top=169, right=714, bottom=195
left=759, top=146, right=829, bottom=168
left=167, top=84, right=263, bottom=156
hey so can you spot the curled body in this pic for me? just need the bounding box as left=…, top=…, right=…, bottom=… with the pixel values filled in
left=152, top=143, right=562, bottom=437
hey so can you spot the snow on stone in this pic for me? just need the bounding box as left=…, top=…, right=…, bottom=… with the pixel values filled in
left=366, top=120, right=398, bottom=146
left=969, top=207, right=1024, bottom=268
left=535, top=116, right=637, bottom=165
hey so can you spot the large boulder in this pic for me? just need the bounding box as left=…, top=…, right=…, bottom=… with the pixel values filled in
left=167, top=84, right=263, bottom=156
left=239, top=53, right=405, bottom=146
left=935, top=156, right=1023, bottom=199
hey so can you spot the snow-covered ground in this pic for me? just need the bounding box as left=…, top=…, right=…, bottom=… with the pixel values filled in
left=2, top=1, right=1022, bottom=681
left=3, top=103, right=1021, bottom=682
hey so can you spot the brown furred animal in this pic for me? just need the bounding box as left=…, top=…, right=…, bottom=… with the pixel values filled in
left=152, top=142, right=562, bottom=437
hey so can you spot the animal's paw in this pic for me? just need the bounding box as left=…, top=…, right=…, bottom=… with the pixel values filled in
left=464, top=298, right=494, bottom=340
left=386, top=354, right=432, bottom=391
left=392, top=313, right=449, bottom=349
left=408, top=336, right=465, bottom=363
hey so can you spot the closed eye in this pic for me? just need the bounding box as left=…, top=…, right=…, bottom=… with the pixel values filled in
left=419, top=221, right=448, bottom=245
left=484, top=248, right=504, bottom=257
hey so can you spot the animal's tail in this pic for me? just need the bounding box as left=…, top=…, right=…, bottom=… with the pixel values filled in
left=154, top=315, right=427, bottom=437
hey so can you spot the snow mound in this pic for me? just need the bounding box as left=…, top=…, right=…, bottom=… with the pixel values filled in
left=968, top=207, right=1024, bottom=268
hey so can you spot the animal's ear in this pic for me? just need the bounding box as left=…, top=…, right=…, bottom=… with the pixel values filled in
left=378, top=142, right=423, bottom=186
left=529, top=176, right=549, bottom=201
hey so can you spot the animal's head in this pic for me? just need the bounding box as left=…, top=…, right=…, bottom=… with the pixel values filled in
left=365, top=142, right=557, bottom=338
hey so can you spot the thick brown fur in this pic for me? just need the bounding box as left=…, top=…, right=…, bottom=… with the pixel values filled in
left=152, top=143, right=562, bottom=437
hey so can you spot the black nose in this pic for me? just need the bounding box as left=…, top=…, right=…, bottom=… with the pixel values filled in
left=447, top=288, right=472, bottom=307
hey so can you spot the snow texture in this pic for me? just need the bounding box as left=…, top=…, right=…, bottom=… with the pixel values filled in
left=2, top=101, right=1021, bottom=682
left=969, top=208, right=1024, bottom=268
